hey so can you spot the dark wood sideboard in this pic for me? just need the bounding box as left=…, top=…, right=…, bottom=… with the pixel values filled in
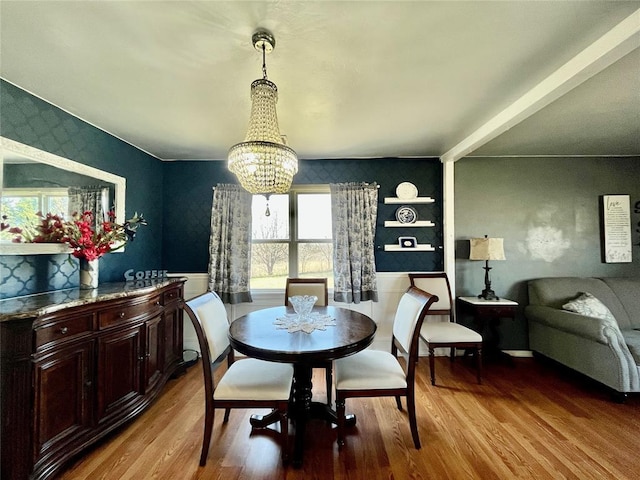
left=0, top=278, right=187, bottom=480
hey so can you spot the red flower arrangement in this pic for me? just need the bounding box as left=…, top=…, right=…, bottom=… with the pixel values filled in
left=6, top=211, right=147, bottom=261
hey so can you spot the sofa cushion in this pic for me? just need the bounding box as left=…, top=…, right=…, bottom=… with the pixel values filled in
left=600, top=278, right=640, bottom=329
left=562, top=292, right=617, bottom=323
left=528, top=277, right=631, bottom=327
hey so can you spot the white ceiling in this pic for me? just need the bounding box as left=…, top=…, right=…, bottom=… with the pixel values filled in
left=1, top=1, right=639, bottom=162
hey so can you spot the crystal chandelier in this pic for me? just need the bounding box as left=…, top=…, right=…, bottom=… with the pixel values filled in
left=228, top=29, right=298, bottom=195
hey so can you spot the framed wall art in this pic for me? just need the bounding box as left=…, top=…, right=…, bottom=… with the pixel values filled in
left=398, top=236, right=417, bottom=248
left=601, top=194, right=632, bottom=263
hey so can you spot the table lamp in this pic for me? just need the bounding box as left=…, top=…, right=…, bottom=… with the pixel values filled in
left=469, top=236, right=505, bottom=300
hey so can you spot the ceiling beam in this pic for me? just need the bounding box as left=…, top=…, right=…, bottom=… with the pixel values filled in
left=440, top=8, right=640, bottom=163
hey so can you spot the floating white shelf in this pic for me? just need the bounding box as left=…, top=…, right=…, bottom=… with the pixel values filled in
left=384, top=244, right=435, bottom=252
left=384, top=220, right=435, bottom=227
left=384, top=197, right=435, bottom=204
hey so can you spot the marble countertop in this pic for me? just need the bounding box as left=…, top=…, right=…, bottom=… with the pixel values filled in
left=0, top=277, right=187, bottom=322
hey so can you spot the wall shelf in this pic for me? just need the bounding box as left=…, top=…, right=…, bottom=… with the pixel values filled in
left=384, top=197, right=435, bottom=204
left=384, top=244, right=435, bottom=252
left=384, top=220, right=435, bottom=227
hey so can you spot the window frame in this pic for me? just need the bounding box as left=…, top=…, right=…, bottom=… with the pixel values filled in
left=251, top=184, right=332, bottom=288
left=0, top=187, right=70, bottom=243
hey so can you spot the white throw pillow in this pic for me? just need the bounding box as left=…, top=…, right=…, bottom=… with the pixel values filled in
left=562, top=292, right=616, bottom=322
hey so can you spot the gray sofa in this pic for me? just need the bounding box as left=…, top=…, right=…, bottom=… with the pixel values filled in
left=525, top=277, right=640, bottom=400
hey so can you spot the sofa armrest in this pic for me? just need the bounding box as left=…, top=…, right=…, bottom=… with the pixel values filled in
left=525, top=305, right=622, bottom=344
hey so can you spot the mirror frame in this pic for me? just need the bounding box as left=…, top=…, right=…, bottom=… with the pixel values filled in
left=0, top=136, right=126, bottom=255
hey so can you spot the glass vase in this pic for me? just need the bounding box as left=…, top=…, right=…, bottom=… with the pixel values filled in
left=79, top=258, right=99, bottom=289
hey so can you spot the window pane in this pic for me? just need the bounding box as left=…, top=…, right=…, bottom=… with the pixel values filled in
left=0, top=196, right=39, bottom=241
left=250, top=243, right=289, bottom=288
left=298, top=243, right=333, bottom=283
left=47, top=196, right=69, bottom=218
left=252, top=194, right=289, bottom=240
left=297, top=194, right=332, bottom=239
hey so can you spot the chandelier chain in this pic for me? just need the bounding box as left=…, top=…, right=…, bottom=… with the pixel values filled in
left=262, top=43, right=268, bottom=79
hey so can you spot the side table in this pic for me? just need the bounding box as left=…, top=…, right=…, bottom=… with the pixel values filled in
left=456, top=296, right=518, bottom=363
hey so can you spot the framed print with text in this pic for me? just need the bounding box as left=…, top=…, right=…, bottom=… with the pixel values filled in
left=601, top=194, right=632, bottom=263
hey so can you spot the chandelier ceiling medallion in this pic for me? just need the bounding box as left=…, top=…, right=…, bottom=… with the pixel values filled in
left=228, top=28, right=298, bottom=195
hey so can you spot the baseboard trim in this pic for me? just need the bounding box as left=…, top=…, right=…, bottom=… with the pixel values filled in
left=502, top=350, right=533, bottom=358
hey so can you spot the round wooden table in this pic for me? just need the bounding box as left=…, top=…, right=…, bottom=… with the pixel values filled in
left=228, top=305, right=377, bottom=467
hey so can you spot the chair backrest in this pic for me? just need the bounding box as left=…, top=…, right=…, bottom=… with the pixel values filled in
left=285, top=277, right=329, bottom=307
left=184, top=292, right=230, bottom=365
left=393, top=286, right=439, bottom=355
left=408, top=272, right=454, bottom=321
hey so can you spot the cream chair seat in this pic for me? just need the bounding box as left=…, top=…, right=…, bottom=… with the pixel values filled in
left=334, top=286, right=438, bottom=449
left=409, top=272, right=483, bottom=385
left=183, top=292, right=293, bottom=466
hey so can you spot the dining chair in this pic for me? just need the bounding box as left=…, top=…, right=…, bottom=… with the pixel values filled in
left=334, top=286, right=438, bottom=449
left=284, top=277, right=333, bottom=404
left=183, top=292, right=294, bottom=466
left=408, top=272, right=482, bottom=385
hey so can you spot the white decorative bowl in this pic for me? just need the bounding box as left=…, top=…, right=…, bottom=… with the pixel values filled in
left=289, top=295, right=317, bottom=319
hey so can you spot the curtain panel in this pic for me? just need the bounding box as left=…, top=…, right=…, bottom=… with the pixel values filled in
left=207, top=184, right=253, bottom=304
left=330, top=182, right=379, bottom=304
left=68, top=186, right=109, bottom=232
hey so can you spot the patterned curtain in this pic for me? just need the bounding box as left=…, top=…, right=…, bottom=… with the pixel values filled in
left=207, top=184, right=253, bottom=304
left=330, top=182, right=379, bottom=303
left=68, top=186, right=109, bottom=232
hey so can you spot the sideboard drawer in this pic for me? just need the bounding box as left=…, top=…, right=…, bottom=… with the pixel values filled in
left=98, top=295, right=162, bottom=329
left=475, top=305, right=517, bottom=319
left=35, top=314, right=94, bottom=350
left=162, top=287, right=181, bottom=305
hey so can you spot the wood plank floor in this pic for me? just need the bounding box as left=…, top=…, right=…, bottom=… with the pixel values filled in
left=60, top=356, right=640, bottom=480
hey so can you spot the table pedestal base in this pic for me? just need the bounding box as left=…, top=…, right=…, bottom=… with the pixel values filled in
left=249, top=363, right=356, bottom=468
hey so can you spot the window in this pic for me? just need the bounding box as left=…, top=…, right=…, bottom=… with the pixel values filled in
left=0, top=188, right=68, bottom=241
left=250, top=185, right=333, bottom=289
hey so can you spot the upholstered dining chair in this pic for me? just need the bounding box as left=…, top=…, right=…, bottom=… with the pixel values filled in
left=408, top=272, right=483, bottom=385
left=183, top=292, right=294, bottom=466
left=284, top=277, right=333, bottom=404
left=334, top=286, right=438, bottom=449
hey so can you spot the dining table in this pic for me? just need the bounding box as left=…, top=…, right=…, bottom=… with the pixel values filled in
left=227, top=305, right=377, bottom=468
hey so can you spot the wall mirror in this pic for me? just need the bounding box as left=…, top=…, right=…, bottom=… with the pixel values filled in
left=0, top=136, right=126, bottom=255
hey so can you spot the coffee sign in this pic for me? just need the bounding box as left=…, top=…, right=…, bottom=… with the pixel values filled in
left=124, top=269, right=168, bottom=281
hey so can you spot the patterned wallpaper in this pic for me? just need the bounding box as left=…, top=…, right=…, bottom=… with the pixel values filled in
left=1, top=80, right=164, bottom=299
left=162, top=158, right=443, bottom=273
left=1, top=255, right=77, bottom=298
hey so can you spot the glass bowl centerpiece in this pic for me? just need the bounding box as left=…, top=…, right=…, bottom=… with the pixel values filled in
left=288, top=295, right=317, bottom=321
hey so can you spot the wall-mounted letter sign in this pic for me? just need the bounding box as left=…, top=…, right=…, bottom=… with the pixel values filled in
left=601, top=194, right=632, bottom=263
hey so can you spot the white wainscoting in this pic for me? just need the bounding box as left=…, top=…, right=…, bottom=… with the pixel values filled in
left=175, top=272, right=531, bottom=358
left=174, top=272, right=452, bottom=356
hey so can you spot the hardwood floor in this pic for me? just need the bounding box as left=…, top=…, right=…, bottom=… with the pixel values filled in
left=60, top=356, right=639, bottom=480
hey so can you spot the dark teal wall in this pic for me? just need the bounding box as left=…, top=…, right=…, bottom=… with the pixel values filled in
left=1, top=80, right=163, bottom=297
left=455, top=156, right=640, bottom=350
left=162, top=158, right=443, bottom=273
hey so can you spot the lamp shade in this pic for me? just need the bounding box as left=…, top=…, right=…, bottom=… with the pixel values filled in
left=469, top=237, right=505, bottom=261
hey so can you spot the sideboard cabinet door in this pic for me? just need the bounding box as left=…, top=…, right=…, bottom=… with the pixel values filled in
left=163, top=300, right=183, bottom=371
left=97, top=325, right=143, bottom=424
left=143, top=314, right=164, bottom=394
left=33, top=341, right=94, bottom=470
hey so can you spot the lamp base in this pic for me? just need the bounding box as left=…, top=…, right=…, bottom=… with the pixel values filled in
left=479, top=260, right=499, bottom=300
left=478, top=288, right=499, bottom=301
